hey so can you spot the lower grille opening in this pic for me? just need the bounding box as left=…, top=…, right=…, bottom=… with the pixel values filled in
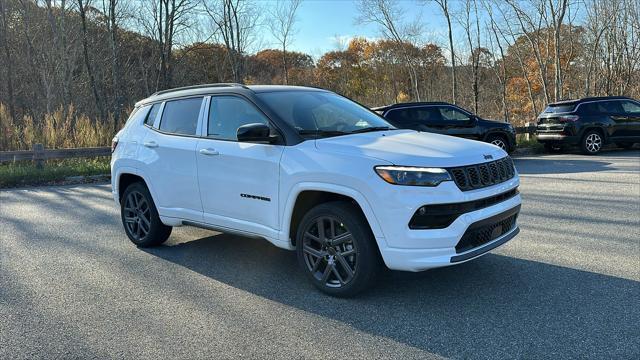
left=455, top=207, right=520, bottom=254
left=409, top=188, right=519, bottom=230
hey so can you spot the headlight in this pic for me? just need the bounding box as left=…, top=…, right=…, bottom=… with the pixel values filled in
left=374, top=166, right=452, bottom=186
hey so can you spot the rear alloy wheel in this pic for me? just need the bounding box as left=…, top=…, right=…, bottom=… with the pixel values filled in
left=487, top=134, right=508, bottom=151
left=121, top=182, right=171, bottom=247
left=296, top=202, right=380, bottom=297
left=581, top=130, right=603, bottom=155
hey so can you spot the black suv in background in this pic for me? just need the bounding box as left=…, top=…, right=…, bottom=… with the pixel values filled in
left=373, top=102, right=516, bottom=153
left=536, top=96, right=640, bottom=154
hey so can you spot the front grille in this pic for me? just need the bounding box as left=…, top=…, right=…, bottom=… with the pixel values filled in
left=448, top=157, right=515, bottom=191
left=455, top=209, right=519, bottom=253
left=409, top=188, right=519, bottom=229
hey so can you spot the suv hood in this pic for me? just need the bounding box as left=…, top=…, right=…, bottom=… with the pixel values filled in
left=315, top=130, right=506, bottom=167
left=478, top=118, right=511, bottom=128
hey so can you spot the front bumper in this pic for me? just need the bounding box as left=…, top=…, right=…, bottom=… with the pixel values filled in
left=372, top=179, right=521, bottom=272
left=536, top=133, right=579, bottom=144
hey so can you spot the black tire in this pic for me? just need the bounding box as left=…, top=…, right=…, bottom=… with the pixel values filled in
left=295, top=201, right=381, bottom=297
left=580, top=129, right=604, bottom=155
left=615, top=142, right=634, bottom=149
left=486, top=134, right=509, bottom=152
left=544, top=143, right=563, bottom=153
left=120, top=182, right=172, bottom=247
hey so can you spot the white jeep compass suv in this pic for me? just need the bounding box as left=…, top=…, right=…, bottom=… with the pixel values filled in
left=111, top=84, right=521, bottom=296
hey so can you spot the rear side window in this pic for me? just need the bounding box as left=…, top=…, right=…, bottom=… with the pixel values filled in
left=599, top=101, right=624, bottom=114
left=144, top=103, right=161, bottom=127
left=208, top=96, right=270, bottom=141
left=579, top=102, right=604, bottom=114
left=438, top=107, right=471, bottom=122
left=620, top=100, right=640, bottom=115
left=386, top=107, right=442, bottom=124
left=159, top=97, right=203, bottom=135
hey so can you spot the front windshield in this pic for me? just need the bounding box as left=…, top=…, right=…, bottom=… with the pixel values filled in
left=256, top=91, right=394, bottom=138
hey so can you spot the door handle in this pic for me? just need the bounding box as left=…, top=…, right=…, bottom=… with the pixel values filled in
left=199, top=148, right=219, bottom=156
left=143, top=141, right=158, bottom=148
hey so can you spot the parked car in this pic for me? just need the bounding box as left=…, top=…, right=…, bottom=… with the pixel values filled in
left=536, top=96, right=640, bottom=154
left=111, top=84, right=521, bottom=296
left=372, top=102, right=517, bottom=153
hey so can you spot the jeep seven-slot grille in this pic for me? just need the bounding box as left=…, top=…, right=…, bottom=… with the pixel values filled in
left=448, top=157, right=515, bottom=191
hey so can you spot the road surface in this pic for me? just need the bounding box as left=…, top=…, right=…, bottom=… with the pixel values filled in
left=1, top=150, right=639, bottom=359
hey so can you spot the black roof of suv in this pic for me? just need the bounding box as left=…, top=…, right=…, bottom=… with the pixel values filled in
left=543, top=96, right=633, bottom=112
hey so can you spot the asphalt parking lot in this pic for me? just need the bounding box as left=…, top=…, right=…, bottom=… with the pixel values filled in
left=1, top=150, right=639, bottom=359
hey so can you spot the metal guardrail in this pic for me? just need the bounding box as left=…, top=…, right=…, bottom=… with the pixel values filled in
left=0, top=143, right=111, bottom=167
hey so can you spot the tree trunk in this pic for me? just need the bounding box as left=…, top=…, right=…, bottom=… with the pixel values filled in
left=78, top=0, right=105, bottom=123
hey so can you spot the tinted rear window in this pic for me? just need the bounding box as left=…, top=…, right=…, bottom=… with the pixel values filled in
left=159, top=97, right=203, bottom=135
left=543, top=104, right=576, bottom=114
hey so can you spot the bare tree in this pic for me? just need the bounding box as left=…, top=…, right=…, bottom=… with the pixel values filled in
left=268, top=0, right=302, bottom=85
left=457, top=0, right=482, bottom=113
left=548, top=0, right=569, bottom=101
left=584, top=0, right=610, bottom=96
left=45, top=0, right=78, bottom=116
left=203, top=0, right=262, bottom=84
left=434, top=0, right=456, bottom=104
left=357, top=0, right=422, bottom=101
left=496, top=1, right=540, bottom=118
left=137, top=0, right=198, bottom=91
left=77, top=0, right=104, bottom=122
left=505, top=0, right=552, bottom=104
left=0, top=0, right=16, bottom=127
left=483, top=0, right=508, bottom=121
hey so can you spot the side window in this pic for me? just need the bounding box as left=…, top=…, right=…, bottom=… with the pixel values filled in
left=159, top=97, right=203, bottom=135
left=438, top=107, right=471, bottom=122
left=600, top=101, right=624, bottom=114
left=386, top=107, right=441, bottom=125
left=580, top=103, right=602, bottom=114
left=620, top=100, right=640, bottom=115
left=144, top=103, right=161, bottom=127
left=208, top=96, right=270, bottom=141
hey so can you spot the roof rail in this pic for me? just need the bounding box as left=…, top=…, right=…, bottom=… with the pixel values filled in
left=152, top=83, right=248, bottom=96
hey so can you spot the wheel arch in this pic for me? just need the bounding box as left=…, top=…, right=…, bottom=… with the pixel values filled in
left=281, top=183, right=386, bottom=248
left=581, top=126, right=607, bottom=141
left=114, top=167, right=158, bottom=206
left=483, top=130, right=509, bottom=143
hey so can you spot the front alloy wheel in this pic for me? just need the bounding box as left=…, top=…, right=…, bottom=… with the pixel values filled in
left=296, top=202, right=380, bottom=297
left=302, top=216, right=357, bottom=288
left=490, top=138, right=506, bottom=150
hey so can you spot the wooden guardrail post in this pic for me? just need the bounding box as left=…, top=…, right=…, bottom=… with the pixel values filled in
left=524, top=122, right=531, bottom=141
left=33, top=143, right=45, bottom=169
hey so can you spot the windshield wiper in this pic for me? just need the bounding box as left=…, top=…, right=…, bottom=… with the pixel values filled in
left=350, top=126, right=391, bottom=134
left=297, top=129, right=349, bottom=138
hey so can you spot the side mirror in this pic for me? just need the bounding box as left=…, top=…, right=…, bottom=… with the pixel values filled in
left=237, top=123, right=278, bottom=144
